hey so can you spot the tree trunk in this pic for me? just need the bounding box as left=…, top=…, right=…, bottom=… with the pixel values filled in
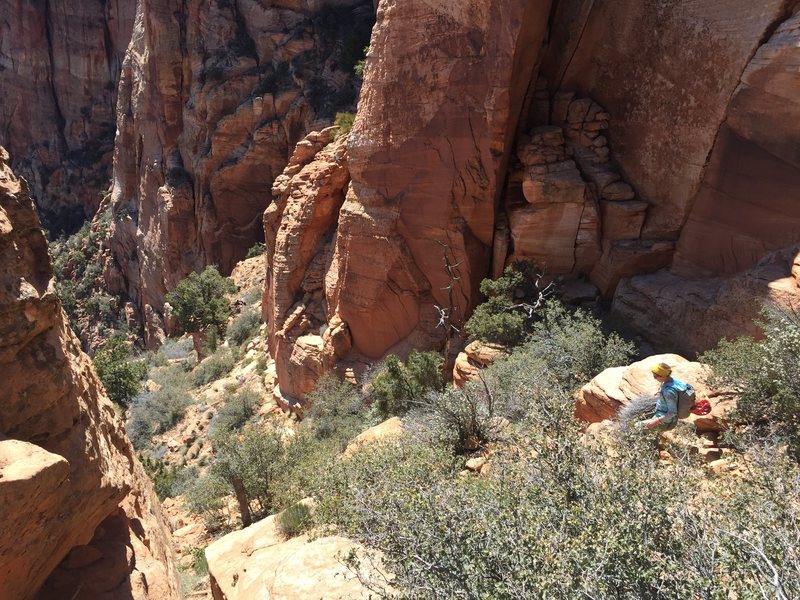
left=192, top=330, right=208, bottom=361
left=232, top=477, right=252, bottom=527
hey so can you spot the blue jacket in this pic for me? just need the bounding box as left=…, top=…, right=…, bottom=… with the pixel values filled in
left=655, top=378, right=688, bottom=420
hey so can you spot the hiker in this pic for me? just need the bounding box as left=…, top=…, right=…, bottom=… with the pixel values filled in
left=639, top=362, right=689, bottom=430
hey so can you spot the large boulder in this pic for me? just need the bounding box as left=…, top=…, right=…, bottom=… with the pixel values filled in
left=206, top=505, right=378, bottom=600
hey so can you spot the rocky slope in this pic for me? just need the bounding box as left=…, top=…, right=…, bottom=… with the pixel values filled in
left=0, top=148, right=179, bottom=600
left=105, top=0, right=373, bottom=346
left=0, top=0, right=134, bottom=230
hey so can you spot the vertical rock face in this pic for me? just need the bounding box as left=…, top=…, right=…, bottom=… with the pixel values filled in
left=264, top=127, right=350, bottom=400
left=0, top=149, right=179, bottom=600
left=673, top=8, right=800, bottom=277
left=107, top=0, right=373, bottom=346
left=541, top=0, right=792, bottom=241
left=326, top=0, right=553, bottom=359
left=0, top=0, right=134, bottom=228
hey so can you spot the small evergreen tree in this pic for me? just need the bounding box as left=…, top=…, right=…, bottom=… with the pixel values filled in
left=165, top=266, right=236, bottom=355
left=93, top=336, right=147, bottom=407
left=465, top=262, right=551, bottom=346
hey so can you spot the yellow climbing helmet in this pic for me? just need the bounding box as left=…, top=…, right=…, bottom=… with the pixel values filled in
left=651, top=362, right=672, bottom=377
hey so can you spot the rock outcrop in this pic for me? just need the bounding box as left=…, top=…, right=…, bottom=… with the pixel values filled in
left=206, top=503, right=378, bottom=600
left=0, top=0, right=134, bottom=228
left=0, top=149, right=179, bottom=600
left=264, top=128, right=349, bottom=400
left=324, top=0, right=553, bottom=360
left=106, top=0, right=373, bottom=347
left=612, top=245, right=800, bottom=357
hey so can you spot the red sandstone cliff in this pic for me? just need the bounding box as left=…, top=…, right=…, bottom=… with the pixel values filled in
left=0, top=148, right=179, bottom=600
left=0, top=0, right=134, bottom=228
left=105, top=0, right=373, bottom=347
left=258, top=0, right=800, bottom=399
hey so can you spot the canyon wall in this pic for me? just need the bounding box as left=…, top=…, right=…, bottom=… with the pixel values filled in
left=0, top=0, right=134, bottom=230
left=260, top=0, right=800, bottom=398
left=0, top=148, right=178, bottom=600
left=106, top=0, right=373, bottom=346
left=327, top=0, right=552, bottom=360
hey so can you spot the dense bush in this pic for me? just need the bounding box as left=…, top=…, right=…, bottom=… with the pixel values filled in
left=140, top=456, right=198, bottom=501
left=210, top=387, right=259, bottom=435
left=127, top=364, right=192, bottom=449
left=334, top=112, right=355, bottom=136
left=527, top=299, right=636, bottom=391
left=93, top=336, right=147, bottom=407
left=464, top=262, right=552, bottom=346
left=245, top=243, right=265, bottom=259
left=190, top=347, right=238, bottom=387
left=304, top=373, right=367, bottom=444
left=370, top=351, right=444, bottom=419
left=277, top=502, right=312, bottom=538
left=226, top=308, right=261, bottom=346
left=315, top=373, right=800, bottom=599
left=184, top=472, right=229, bottom=533
left=165, top=266, right=236, bottom=337
left=701, top=304, right=800, bottom=456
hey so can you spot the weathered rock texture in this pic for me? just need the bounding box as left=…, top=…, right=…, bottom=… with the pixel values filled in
left=206, top=502, right=378, bottom=600
left=0, top=0, right=134, bottom=229
left=264, top=128, right=349, bottom=400
left=509, top=0, right=800, bottom=352
left=613, top=245, right=800, bottom=357
left=325, top=0, right=553, bottom=361
left=260, top=0, right=800, bottom=396
left=106, top=0, right=373, bottom=347
left=0, top=149, right=179, bottom=600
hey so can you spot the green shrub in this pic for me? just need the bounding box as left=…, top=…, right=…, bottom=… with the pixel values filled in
left=316, top=403, right=800, bottom=598
left=277, top=502, right=312, bottom=538
left=94, top=336, right=147, bottom=407
left=334, top=112, right=355, bottom=136
left=166, top=266, right=236, bottom=336
left=304, top=373, right=367, bottom=444
left=184, top=472, right=229, bottom=533
left=465, top=262, right=551, bottom=346
left=211, top=425, right=286, bottom=522
left=701, top=304, right=800, bottom=455
left=210, top=387, right=259, bottom=434
left=127, top=364, right=192, bottom=448
left=191, top=547, right=208, bottom=577
left=243, top=287, right=262, bottom=306
left=245, top=243, right=265, bottom=259
left=226, top=308, right=261, bottom=346
left=157, top=337, right=194, bottom=361
left=370, top=351, right=444, bottom=419
left=140, top=456, right=198, bottom=500
left=527, top=299, right=636, bottom=391
left=190, top=347, right=238, bottom=387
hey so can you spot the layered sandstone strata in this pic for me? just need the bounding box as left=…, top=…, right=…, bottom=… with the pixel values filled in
left=0, top=149, right=179, bottom=600
left=0, top=0, right=134, bottom=227
left=264, top=128, right=350, bottom=400
left=326, top=0, right=553, bottom=360
left=106, top=0, right=373, bottom=347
